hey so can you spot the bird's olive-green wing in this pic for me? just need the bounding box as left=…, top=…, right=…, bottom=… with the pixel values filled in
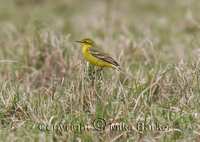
left=89, top=48, right=120, bottom=67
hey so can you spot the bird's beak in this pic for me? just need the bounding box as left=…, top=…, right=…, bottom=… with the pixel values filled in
left=75, top=40, right=82, bottom=43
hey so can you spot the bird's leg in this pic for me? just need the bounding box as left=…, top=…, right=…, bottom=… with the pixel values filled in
left=85, top=63, right=96, bottom=85
left=96, top=67, right=103, bottom=81
left=97, top=67, right=103, bottom=72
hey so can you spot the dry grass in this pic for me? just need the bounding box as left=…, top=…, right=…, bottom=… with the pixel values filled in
left=0, top=0, right=200, bottom=141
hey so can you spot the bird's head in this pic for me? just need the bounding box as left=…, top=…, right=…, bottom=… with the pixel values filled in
left=76, top=38, right=95, bottom=47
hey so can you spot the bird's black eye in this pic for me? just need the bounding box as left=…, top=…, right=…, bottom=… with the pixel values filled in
left=85, top=40, right=90, bottom=44
left=82, top=39, right=92, bottom=44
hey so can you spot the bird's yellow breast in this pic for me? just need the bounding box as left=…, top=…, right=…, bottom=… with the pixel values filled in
left=82, top=45, right=113, bottom=68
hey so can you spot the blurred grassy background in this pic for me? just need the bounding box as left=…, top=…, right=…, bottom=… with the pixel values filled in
left=0, top=0, right=200, bottom=141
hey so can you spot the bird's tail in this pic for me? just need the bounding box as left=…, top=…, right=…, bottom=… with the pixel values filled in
left=112, top=65, right=121, bottom=72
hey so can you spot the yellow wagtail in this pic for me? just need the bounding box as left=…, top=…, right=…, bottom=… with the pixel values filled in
left=76, top=38, right=121, bottom=71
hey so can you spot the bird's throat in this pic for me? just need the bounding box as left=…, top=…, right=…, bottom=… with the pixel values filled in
left=82, top=44, right=91, bottom=54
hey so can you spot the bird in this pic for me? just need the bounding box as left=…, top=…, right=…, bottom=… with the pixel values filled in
left=76, top=38, right=121, bottom=71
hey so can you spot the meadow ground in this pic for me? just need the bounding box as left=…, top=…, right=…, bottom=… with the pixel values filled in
left=0, top=0, right=200, bottom=141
